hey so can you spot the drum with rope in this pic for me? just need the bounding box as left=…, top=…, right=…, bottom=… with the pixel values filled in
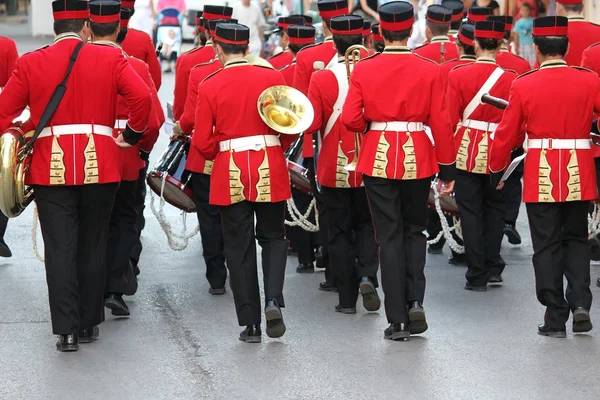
left=284, top=134, right=312, bottom=195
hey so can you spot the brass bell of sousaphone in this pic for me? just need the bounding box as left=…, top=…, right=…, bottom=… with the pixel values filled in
left=257, top=85, right=314, bottom=135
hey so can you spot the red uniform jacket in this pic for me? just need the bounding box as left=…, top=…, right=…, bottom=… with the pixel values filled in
left=269, top=49, right=294, bottom=70
left=193, top=59, right=291, bottom=206
left=441, top=55, right=476, bottom=78
left=342, top=47, right=456, bottom=182
left=308, top=60, right=363, bottom=188
left=180, top=58, right=221, bottom=175
left=0, top=34, right=152, bottom=186
left=0, top=36, right=18, bottom=87
left=121, top=28, right=162, bottom=90
left=413, top=36, right=459, bottom=64
left=447, top=59, right=517, bottom=174
left=489, top=60, right=600, bottom=202
left=280, top=61, right=295, bottom=85
left=496, top=48, right=531, bottom=75
left=582, top=43, right=600, bottom=158
left=564, top=17, right=600, bottom=67
left=173, top=43, right=215, bottom=120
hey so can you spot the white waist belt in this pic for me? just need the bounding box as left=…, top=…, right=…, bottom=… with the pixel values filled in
left=38, top=124, right=114, bottom=139
left=528, top=138, right=591, bottom=150
left=114, top=119, right=128, bottom=129
left=219, top=135, right=281, bottom=152
left=462, top=119, right=499, bottom=132
left=371, top=121, right=424, bottom=132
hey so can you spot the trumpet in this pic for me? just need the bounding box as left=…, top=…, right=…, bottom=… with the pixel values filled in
left=344, top=44, right=369, bottom=172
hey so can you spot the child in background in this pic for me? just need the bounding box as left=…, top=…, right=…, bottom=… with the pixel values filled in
left=160, top=29, right=178, bottom=73
left=513, top=2, right=535, bottom=66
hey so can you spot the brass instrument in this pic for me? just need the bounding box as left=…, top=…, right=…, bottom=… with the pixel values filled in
left=258, top=85, right=314, bottom=135
left=0, top=108, right=35, bottom=218
left=344, top=44, right=369, bottom=172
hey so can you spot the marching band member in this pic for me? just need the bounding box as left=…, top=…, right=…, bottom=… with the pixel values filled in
left=466, top=6, right=493, bottom=24
left=371, top=23, right=384, bottom=53
left=442, top=0, right=464, bottom=42
left=362, top=20, right=372, bottom=51
left=193, top=23, right=289, bottom=343
left=280, top=25, right=316, bottom=85
left=490, top=16, right=600, bottom=338
left=195, top=12, right=208, bottom=47
left=172, top=4, right=233, bottom=120
left=308, top=14, right=380, bottom=314
left=0, top=0, right=152, bottom=351
left=447, top=20, right=517, bottom=291
left=556, top=0, right=600, bottom=66
left=413, top=5, right=459, bottom=64
left=487, top=16, right=531, bottom=75
left=120, top=0, right=162, bottom=90
left=90, top=2, right=163, bottom=316
left=268, top=16, right=308, bottom=70
left=441, top=23, right=476, bottom=76
left=342, top=1, right=456, bottom=340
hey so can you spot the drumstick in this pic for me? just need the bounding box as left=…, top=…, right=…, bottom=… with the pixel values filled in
left=481, top=93, right=508, bottom=110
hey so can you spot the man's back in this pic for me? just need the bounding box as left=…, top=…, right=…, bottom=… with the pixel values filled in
left=122, top=28, right=162, bottom=89
left=0, top=36, right=17, bottom=87
left=231, top=1, right=265, bottom=55
left=565, top=18, right=600, bottom=66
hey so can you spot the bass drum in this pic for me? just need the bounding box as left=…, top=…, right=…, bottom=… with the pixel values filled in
left=284, top=134, right=312, bottom=194
left=427, top=181, right=459, bottom=216
left=147, top=138, right=196, bottom=213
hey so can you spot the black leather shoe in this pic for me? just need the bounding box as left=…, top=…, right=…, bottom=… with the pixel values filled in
left=56, top=334, right=79, bottom=352
left=427, top=245, right=443, bottom=255
left=448, top=254, right=467, bottom=266
left=335, top=304, right=357, bottom=314
left=319, top=282, right=337, bottom=292
left=538, top=324, right=566, bottom=338
left=384, top=323, right=410, bottom=341
left=296, top=262, right=315, bottom=273
left=209, top=287, right=226, bottom=295
left=265, top=298, right=286, bottom=338
left=359, top=277, right=381, bottom=312
left=79, top=326, right=100, bottom=343
left=239, top=325, right=262, bottom=343
left=123, top=261, right=138, bottom=296
left=105, top=294, right=130, bottom=316
left=503, top=223, right=522, bottom=245
left=465, top=283, right=487, bottom=292
left=0, top=240, right=12, bottom=258
left=408, top=301, right=428, bottom=334
left=488, top=275, right=504, bottom=285
left=573, top=308, right=593, bottom=333
left=315, top=247, right=324, bottom=268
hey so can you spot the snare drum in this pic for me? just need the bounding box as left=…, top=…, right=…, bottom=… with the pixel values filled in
left=285, top=135, right=312, bottom=194
left=147, top=138, right=196, bottom=213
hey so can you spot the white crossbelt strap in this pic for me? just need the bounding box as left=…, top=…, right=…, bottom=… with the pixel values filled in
left=38, top=124, right=114, bottom=138
left=219, top=135, right=281, bottom=152
left=114, top=119, right=128, bottom=129
left=325, top=53, right=337, bottom=70
left=323, top=62, right=350, bottom=139
left=462, top=119, right=499, bottom=132
left=527, top=138, right=590, bottom=150
left=462, top=67, right=505, bottom=122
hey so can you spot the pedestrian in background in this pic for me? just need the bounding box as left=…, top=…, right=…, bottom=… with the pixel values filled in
left=232, top=0, right=267, bottom=56
left=129, top=0, right=157, bottom=38
left=513, top=2, right=534, bottom=66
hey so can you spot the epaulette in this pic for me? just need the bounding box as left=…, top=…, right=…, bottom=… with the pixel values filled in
left=296, top=41, right=323, bottom=55
left=254, top=64, right=275, bottom=70
left=450, top=63, right=471, bottom=72
left=23, top=44, right=49, bottom=56
left=588, top=42, right=600, bottom=50
left=358, top=52, right=380, bottom=63
left=279, top=63, right=291, bottom=71
left=180, top=45, right=203, bottom=57
left=201, top=68, right=223, bottom=84
left=413, top=43, right=428, bottom=51
left=572, top=65, right=596, bottom=74
left=442, top=57, right=459, bottom=64
left=269, top=51, right=284, bottom=60
left=503, top=68, right=518, bottom=75
left=515, top=69, right=538, bottom=80
left=413, top=53, right=439, bottom=65
left=192, top=58, right=217, bottom=70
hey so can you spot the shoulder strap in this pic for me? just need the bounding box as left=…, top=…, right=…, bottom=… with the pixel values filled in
left=323, top=63, right=349, bottom=138
left=462, top=67, right=504, bottom=121
left=21, top=41, right=85, bottom=156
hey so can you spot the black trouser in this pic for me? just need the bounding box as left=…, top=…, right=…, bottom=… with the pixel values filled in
left=321, top=186, right=378, bottom=307
left=220, top=201, right=287, bottom=326
left=526, top=201, right=592, bottom=328
left=33, top=183, right=118, bottom=334
left=363, top=176, right=429, bottom=324
left=106, top=180, right=138, bottom=295
left=455, top=170, right=505, bottom=286
left=130, top=161, right=149, bottom=267
left=0, top=211, right=7, bottom=242
left=503, top=160, right=523, bottom=226
left=190, top=172, right=227, bottom=289
left=307, top=159, right=333, bottom=284
left=288, top=188, right=317, bottom=264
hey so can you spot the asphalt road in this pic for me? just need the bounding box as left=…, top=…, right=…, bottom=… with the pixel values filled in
left=1, top=31, right=600, bottom=400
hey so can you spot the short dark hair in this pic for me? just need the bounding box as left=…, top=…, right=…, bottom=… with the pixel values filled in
left=199, top=33, right=208, bottom=46
left=426, top=20, right=450, bottom=36
left=458, top=41, right=476, bottom=55
left=381, top=27, right=412, bottom=42
left=117, top=27, right=128, bottom=43
left=374, top=41, right=385, bottom=53
left=476, top=37, right=502, bottom=51
left=289, top=43, right=310, bottom=55
left=216, top=41, right=248, bottom=55
left=450, top=20, right=461, bottom=30
left=322, top=18, right=331, bottom=30
left=333, top=34, right=362, bottom=56
left=53, top=19, right=87, bottom=35
left=520, top=2, right=532, bottom=9
left=90, top=21, right=120, bottom=38
left=534, top=36, right=569, bottom=57
left=561, top=3, right=584, bottom=13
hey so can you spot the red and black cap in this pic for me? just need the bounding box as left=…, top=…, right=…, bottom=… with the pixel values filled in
left=533, top=16, right=568, bottom=37
left=289, top=14, right=313, bottom=25
left=277, top=16, right=307, bottom=31
left=121, top=0, right=135, bottom=7
left=317, top=0, right=348, bottom=20
left=195, top=10, right=203, bottom=26
left=330, top=15, right=364, bottom=36
left=203, top=5, right=233, bottom=21
left=441, top=0, right=464, bottom=22
left=474, top=20, right=505, bottom=39
left=120, top=7, right=132, bottom=28
left=467, top=6, right=493, bottom=22
left=457, top=22, right=474, bottom=46
left=556, top=0, right=582, bottom=4
left=426, top=5, right=453, bottom=24
left=371, top=23, right=383, bottom=42
left=89, top=1, right=121, bottom=24
left=208, top=18, right=237, bottom=36
left=214, top=22, right=249, bottom=45
left=378, top=1, right=414, bottom=32
left=52, top=0, right=90, bottom=21
left=288, top=25, right=316, bottom=45
left=487, top=15, right=513, bottom=31
left=362, top=20, right=371, bottom=37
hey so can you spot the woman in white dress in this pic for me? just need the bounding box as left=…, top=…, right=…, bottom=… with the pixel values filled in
left=130, top=0, right=157, bottom=38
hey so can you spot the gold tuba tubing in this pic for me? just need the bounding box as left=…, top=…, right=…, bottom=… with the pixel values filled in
left=344, top=44, right=369, bottom=172
left=257, top=85, right=314, bottom=135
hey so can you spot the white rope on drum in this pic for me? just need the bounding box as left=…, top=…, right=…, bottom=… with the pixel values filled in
left=588, top=202, right=600, bottom=238
left=284, top=196, right=319, bottom=232
left=426, top=182, right=465, bottom=254
left=32, top=206, right=45, bottom=262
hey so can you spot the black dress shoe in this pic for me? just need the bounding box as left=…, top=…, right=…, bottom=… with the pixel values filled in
left=0, top=240, right=12, bottom=258
left=359, top=277, right=381, bottom=312
left=538, top=324, right=566, bottom=338
left=465, top=283, right=487, bottom=292
left=56, top=334, right=79, bottom=352
left=448, top=254, right=467, bottom=266
left=265, top=298, right=286, bottom=338
left=503, top=223, right=522, bottom=245
left=335, top=304, right=357, bottom=314
left=488, top=275, right=504, bottom=285
left=384, top=323, right=410, bottom=341
left=319, top=282, right=337, bottom=292
left=105, top=294, right=130, bottom=316
left=208, top=287, right=226, bottom=295
left=239, top=325, right=262, bottom=343
left=408, top=301, right=428, bottom=334
left=296, top=262, right=315, bottom=273
left=572, top=307, right=593, bottom=333
left=79, top=326, right=100, bottom=343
